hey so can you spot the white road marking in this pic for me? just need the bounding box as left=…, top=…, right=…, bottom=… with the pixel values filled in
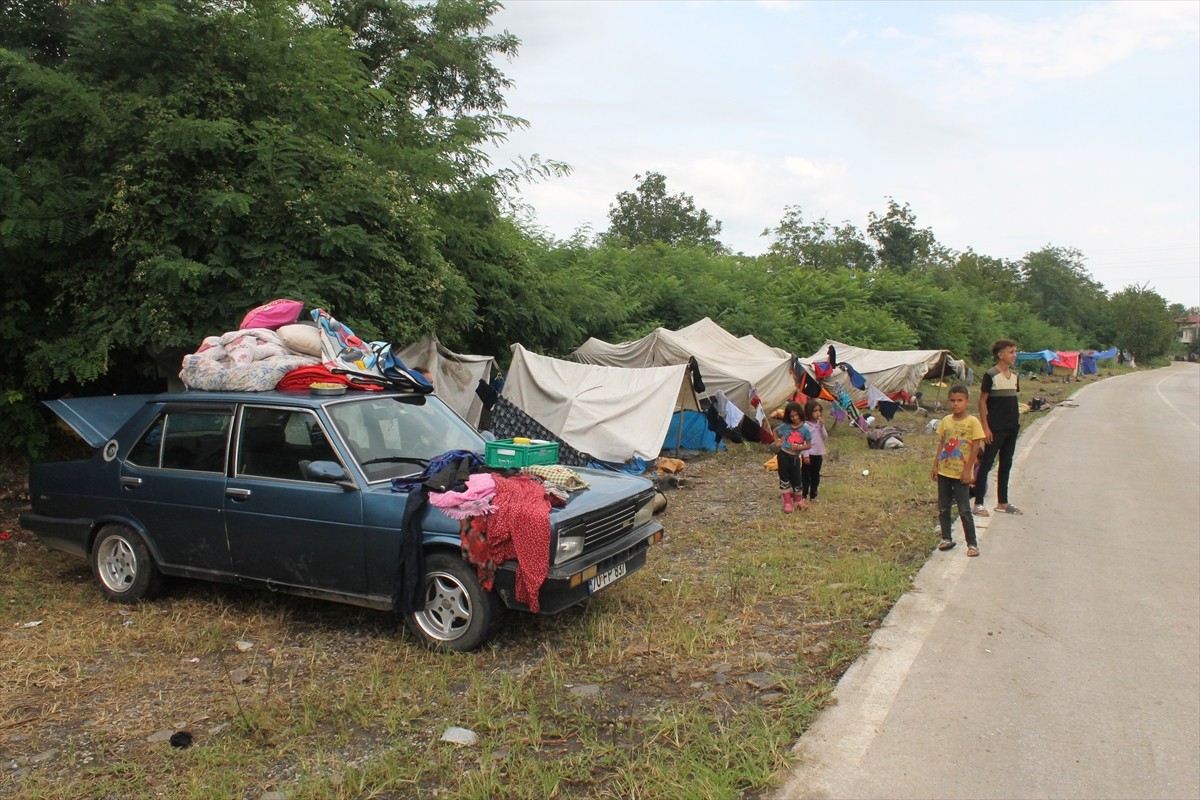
left=1155, top=372, right=1199, bottom=431
left=774, top=395, right=1071, bottom=799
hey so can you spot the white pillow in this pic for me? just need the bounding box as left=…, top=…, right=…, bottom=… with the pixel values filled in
left=277, top=323, right=322, bottom=357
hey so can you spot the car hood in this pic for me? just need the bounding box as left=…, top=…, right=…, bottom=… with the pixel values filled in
left=43, top=395, right=153, bottom=448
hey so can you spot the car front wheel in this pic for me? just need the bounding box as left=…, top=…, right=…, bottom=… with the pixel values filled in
left=406, top=552, right=502, bottom=652
left=91, top=525, right=163, bottom=602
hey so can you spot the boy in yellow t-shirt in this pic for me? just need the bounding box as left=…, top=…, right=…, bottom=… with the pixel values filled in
left=930, top=385, right=985, bottom=557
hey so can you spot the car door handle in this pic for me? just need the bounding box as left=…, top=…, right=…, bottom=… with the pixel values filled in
left=120, top=477, right=143, bottom=488
left=225, top=487, right=252, bottom=500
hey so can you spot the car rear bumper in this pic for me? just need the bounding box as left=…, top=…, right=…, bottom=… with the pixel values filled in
left=19, top=512, right=92, bottom=558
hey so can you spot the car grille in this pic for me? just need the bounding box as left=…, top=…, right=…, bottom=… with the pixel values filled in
left=582, top=503, right=638, bottom=551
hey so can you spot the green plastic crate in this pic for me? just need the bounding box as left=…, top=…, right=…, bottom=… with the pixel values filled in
left=484, top=438, right=560, bottom=468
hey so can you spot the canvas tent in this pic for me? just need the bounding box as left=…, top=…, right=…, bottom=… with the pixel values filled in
left=1016, top=349, right=1058, bottom=374
left=395, top=336, right=496, bottom=427
left=1080, top=347, right=1118, bottom=375
left=1017, top=349, right=1097, bottom=377
left=799, top=340, right=963, bottom=402
left=1049, top=351, right=1080, bottom=378
left=572, top=318, right=796, bottom=416
left=501, top=344, right=700, bottom=463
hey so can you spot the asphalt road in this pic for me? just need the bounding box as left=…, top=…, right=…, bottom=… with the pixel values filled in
left=774, top=363, right=1200, bottom=800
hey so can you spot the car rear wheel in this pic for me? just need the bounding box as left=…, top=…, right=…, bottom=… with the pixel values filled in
left=406, top=552, right=502, bottom=652
left=91, top=525, right=163, bottom=602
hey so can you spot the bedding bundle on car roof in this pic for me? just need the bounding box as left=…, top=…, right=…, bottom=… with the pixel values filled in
left=180, top=300, right=431, bottom=394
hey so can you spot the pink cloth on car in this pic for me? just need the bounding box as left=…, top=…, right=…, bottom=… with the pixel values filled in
left=239, top=299, right=304, bottom=330
left=429, top=473, right=497, bottom=520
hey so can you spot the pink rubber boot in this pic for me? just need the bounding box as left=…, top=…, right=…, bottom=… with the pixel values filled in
left=782, top=492, right=793, bottom=514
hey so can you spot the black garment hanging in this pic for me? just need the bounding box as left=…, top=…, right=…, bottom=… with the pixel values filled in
left=687, top=356, right=706, bottom=393
left=392, top=488, right=430, bottom=614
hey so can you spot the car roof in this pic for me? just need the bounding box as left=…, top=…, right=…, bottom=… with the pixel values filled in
left=44, top=389, right=419, bottom=448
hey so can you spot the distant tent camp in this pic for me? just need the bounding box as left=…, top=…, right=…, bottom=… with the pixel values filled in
left=1016, top=349, right=1058, bottom=374
left=395, top=336, right=496, bottom=427
left=1080, top=347, right=1118, bottom=375
left=1049, top=351, right=1080, bottom=378
left=799, top=340, right=963, bottom=403
left=1016, top=349, right=1111, bottom=377
left=501, top=344, right=700, bottom=463
left=573, top=317, right=796, bottom=416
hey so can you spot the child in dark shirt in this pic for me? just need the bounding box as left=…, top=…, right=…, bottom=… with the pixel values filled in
left=774, top=402, right=811, bottom=513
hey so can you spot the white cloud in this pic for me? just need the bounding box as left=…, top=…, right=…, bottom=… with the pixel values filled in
left=805, top=54, right=977, bottom=153
left=937, top=1, right=1200, bottom=93
left=879, top=26, right=922, bottom=43
left=487, top=0, right=1200, bottom=306
left=755, top=0, right=803, bottom=11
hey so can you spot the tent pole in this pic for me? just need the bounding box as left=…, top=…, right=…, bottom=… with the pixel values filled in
left=933, top=352, right=948, bottom=411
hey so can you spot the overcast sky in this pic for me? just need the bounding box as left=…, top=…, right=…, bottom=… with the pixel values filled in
left=485, top=0, right=1200, bottom=309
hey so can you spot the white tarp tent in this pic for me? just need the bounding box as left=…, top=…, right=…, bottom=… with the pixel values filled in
left=800, top=340, right=962, bottom=401
left=395, top=336, right=496, bottom=427
left=572, top=317, right=796, bottom=416
left=502, top=344, right=699, bottom=463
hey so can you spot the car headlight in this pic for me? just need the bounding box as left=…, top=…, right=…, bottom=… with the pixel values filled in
left=633, top=495, right=654, bottom=529
left=554, top=534, right=584, bottom=565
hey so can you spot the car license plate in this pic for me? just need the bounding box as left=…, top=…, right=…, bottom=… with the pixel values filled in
left=587, top=563, right=627, bottom=594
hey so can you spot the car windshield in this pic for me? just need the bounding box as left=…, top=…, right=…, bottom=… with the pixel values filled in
left=326, top=394, right=484, bottom=483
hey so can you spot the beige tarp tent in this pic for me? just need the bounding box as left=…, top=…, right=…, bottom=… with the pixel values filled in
left=572, top=318, right=796, bottom=416
left=800, top=340, right=963, bottom=402
left=502, top=344, right=700, bottom=463
left=396, top=336, right=496, bottom=427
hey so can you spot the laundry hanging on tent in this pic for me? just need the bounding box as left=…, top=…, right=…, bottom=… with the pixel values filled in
left=835, top=386, right=868, bottom=432
left=843, top=363, right=867, bottom=390
left=799, top=371, right=826, bottom=399
left=862, top=382, right=901, bottom=420
left=748, top=388, right=775, bottom=444
left=865, top=384, right=889, bottom=409
left=688, top=356, right=706, bottom=393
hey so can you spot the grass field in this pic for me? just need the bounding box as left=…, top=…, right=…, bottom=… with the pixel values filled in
left=0, top=371, right=1095, bottom=799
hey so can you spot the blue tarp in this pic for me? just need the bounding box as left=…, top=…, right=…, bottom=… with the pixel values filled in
left=588, top=456, right=650, bottom=475
left=1017, top=350, right=1059, bottom=374
left=1080, top=347, right=1119, bottom=375
left=662, top=410, right=726, bottom=453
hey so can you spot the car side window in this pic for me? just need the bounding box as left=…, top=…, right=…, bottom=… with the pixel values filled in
left=127, top=411, right=231, bottom=473
left=237, top=407, right=340, bottom=481
left=127, top=419, right=164, bottom=468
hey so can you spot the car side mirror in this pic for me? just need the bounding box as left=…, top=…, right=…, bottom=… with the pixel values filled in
left=301, top=460, right=358, bottom=491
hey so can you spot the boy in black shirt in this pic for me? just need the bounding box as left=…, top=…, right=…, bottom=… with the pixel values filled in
left=972, top=339, right=1024, bottom=516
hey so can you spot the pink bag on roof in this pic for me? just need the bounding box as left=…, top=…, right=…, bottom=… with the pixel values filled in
left=239, top=299, right=304, bottom=330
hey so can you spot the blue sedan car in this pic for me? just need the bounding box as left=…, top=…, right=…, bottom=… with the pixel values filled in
left=20, top=389, right=664, bottom=651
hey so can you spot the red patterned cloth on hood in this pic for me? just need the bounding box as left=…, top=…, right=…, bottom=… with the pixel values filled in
left=486, top=475, right=551, bottom=612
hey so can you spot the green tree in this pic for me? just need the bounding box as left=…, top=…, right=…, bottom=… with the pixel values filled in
left=762, top=205, right=876, bottom=272
left=1109, top=284, right=1176, bottom=362
left=866, top=197, right=936, bottom=274
left=602, top=172, right=725, bottom=251
left=938, top=249, right=1024, bottom=303
left=1018, top=246, right=1108, bottom=338
left=1, top=0, right=524, bottom=452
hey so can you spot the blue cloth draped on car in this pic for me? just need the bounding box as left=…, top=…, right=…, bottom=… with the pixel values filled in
left=313, top=309, right=433, bottom=393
